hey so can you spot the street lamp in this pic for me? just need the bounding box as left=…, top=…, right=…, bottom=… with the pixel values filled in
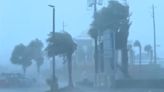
left=152, top=5, right=157, bottom=64
left=48, top=4, right=57, bottom=92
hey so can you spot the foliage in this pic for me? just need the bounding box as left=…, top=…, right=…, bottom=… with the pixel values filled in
left=46, top=32, right=77, bottom=57
left=134, top=40, right=142, bottom=64
left=28, top=39, right=44, bottom=73
left=46, top=32, right=77, bottom=87
left=134, top=40, right=141, bottom=48
left=11, top=44, right=32, bottom=74
left=88, top=0, right=131, bottom=77
left=88, top=27, right=98, bottom=39
left=144, top=44, right=153, bottom=63
left=144, top=45, right=152, bottom=53
left=128, top=44, right=135, bottom=64
left=11, top=39, right=44, bottom=74
left=91, top=0, right=130, bottom=33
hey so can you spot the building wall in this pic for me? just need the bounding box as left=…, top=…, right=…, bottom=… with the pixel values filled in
left=73, top=38, right=94, bottom=65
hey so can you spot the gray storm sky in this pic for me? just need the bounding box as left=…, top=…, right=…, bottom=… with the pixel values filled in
left=0, top=0, right=164, bottom=65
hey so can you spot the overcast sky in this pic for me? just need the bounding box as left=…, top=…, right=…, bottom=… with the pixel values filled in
left=0, top=0, right=164, bottom=65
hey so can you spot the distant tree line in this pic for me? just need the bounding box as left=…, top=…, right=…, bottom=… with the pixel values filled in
left=11, top=31, right=77, bottom=89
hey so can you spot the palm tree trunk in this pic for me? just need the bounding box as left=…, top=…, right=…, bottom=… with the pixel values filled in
left=121, top=47, right=128, bottom=78
left=67, top=54, right=73, bottom=87
left=94, top=38, right=98, bottom=74
left=130, top=50, right=135, bottom=64
left=139, top=47, right=142, bottom=65
left=150, top=50, right=153, bottom=63
left=94, top=38, right=99, bottom=86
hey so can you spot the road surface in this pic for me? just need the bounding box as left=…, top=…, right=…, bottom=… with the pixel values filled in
left=0, top=87, right=47, bottom=92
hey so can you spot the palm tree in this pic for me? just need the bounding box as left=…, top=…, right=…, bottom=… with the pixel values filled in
left=89, top=0, right=131, bottom=77
left=144, top=45, right=153, bottom=63
left=46, top=32, right=77, bottom=87
left=88, top=27, right=98, bottom=74
left=134, top=40, right=142, bottom=65
left=11, top=44, right=32, bottom=74
left=128, top=44, right=135, bottom=64
left=28, top=39, right=44, bottom=73
left=35, top=56, right=44, bottom=73
left=116, top=18, right=131, bottom=77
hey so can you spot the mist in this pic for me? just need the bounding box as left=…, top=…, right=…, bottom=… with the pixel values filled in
left=0, top=0, right=164, bottom=92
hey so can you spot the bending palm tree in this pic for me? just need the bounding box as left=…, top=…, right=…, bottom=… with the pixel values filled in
left=46, top=32, right=77, bottom=87
left=134, top=40, right=142, bottom=65
left=88, top=27, right=98, bottom=75
left=128, top=44, right=135, bottom=64
left=89, top=0, right=131, bottom=78
left=144, top=45, right=153, bottom=63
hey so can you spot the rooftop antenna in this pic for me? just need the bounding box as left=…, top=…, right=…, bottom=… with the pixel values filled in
left=62, top=21, right=67, bottom=32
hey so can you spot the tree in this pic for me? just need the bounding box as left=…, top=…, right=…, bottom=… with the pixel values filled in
left=128, top=44, right=135, bottom=64
left=46, top=32, right=77, bottom=87
left=116, top=18, right=131, bottom=77
left=89, top=0, right=131, bottom=77
left=134, top=40, right=142, bottom=65
left=11, top=44, right=32, bottom=74
left=28, top=39, right=44, bottom=73
left=144, top=44, right=153, bottom=63
left=88, top=27, right=99, bottom=74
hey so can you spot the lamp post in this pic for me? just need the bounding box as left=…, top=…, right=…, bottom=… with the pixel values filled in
left=48, top=4, right=57, bottom=92
left=152, top=5, right=157, bottom=64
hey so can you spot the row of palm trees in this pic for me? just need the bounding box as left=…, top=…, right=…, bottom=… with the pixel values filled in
left=89, top=0, right=131, bottom=77
left=129, top=40, right=153, bottom=64
left=11, top=32, right=77, bottom=89
left=88, top=0, right=155, bottom=78
left=11, top=39, right=44, bottom=74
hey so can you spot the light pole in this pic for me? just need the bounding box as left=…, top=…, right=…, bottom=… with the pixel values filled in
left=152, top=5, right=157, bottom=64
left=48, top=4, right=57, bottom=92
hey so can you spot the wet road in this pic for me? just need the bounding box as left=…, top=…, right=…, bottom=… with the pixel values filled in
left=0, top=86, right=48, bottom=92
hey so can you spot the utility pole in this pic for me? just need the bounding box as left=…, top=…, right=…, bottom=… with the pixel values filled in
left=93, top=0, right=98, bottom=82
left=93, top=0, right=97, bottom=18
left=152, top=5, right=157, bottom=64
left=87, top=0, right=103, bottom=86
left=48, top=4, right=57, bottom=92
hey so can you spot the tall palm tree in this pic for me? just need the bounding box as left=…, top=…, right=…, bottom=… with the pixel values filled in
left=128, top=44, right=135, bottom=64
left=134, top=40, right=142, bottom=65
left=88, top=27, right=98, bottom=74
left=46, top=32, right=77, bottom=87
left=89, top=0, right=131, bottom=78
left=11, top=44, right=32, bottom=74
left=144, top=45, right=153, bottom=63
left=35, top=56, right=44, bottom=73
left=117, top=18, right=131, bottom=77
left=28, top=39, right=44, bottom=73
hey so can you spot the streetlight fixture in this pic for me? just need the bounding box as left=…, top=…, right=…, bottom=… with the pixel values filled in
left=48, top=5, right=55, bottom=8
left=48, top=4, right=57, bottom=92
